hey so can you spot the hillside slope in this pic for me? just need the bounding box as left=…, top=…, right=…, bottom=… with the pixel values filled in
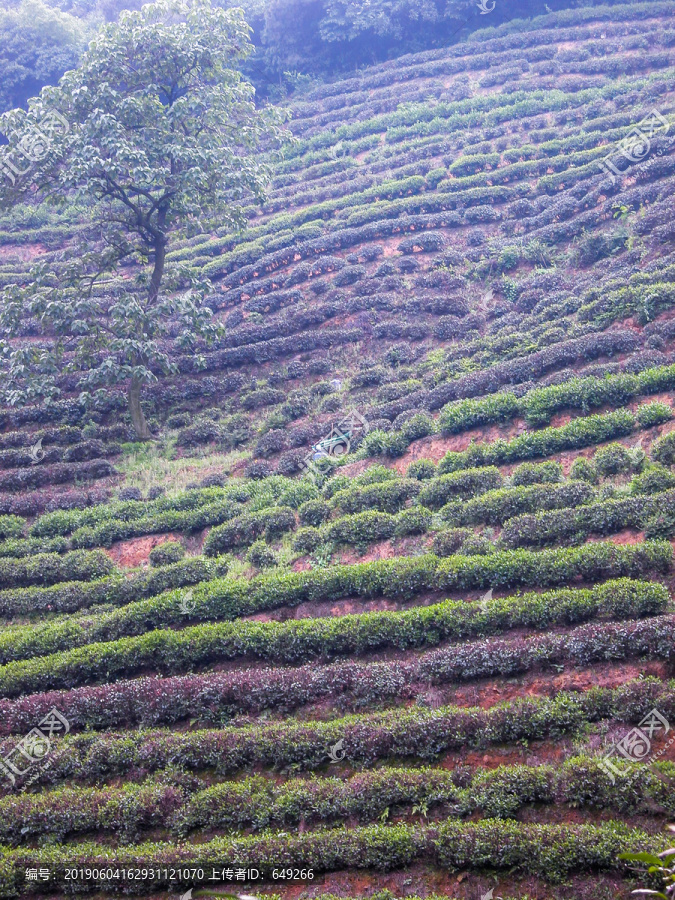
left=0, top=2, right=675, bottom=899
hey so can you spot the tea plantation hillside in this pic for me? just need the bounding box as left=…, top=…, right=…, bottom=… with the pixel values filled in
left=0, top=1, right=674, bottom=898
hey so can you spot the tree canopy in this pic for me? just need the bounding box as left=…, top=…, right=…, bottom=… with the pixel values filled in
left=0, top=0, right=581, bottom=109
left=0, top=0, right=286, bottom=439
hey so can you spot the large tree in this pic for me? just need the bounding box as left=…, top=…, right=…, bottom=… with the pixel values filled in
left=0, top=0, right=285, bottom=439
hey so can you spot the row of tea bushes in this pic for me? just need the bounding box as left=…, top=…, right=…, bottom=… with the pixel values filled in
left=292, top=507, right=431, bottom=552
left=438, top=365, right=675, bottom=433
left=5, top=542, right=666, bottom=654
left=3, top=757, right=673, bottom=845
left=0, top=550, right=114, bottom=589
left=415, top=467, right=503, bottom=509
left=500, top=486, right=675, bottom=548
left=0, top=820, right=665, bottom=893
left=3, top=677, right=673, bottom=787
left=361, top=384, right=658, bottom=462
left=0, top=516, right=25, bottom=541
left=0, top=557, right=221, bottom=618
left=1, top=576, right=664, bottom=692
left=439, top=481, right=593, bottom=527
left=437, top=410, right=638, bottom=473
left=29, top=485, right=257, bottom=537
left=1, top=586, right=667, bottom=730
left=0, top=459, right=116, bottom=493
left=169, top=756, right=675, bottom=833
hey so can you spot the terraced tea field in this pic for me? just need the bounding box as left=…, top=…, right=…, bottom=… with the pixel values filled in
left=0, top=1, right=675, bottom=898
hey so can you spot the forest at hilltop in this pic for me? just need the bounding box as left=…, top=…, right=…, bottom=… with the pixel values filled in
left=1, top=0, right=604, bottom=108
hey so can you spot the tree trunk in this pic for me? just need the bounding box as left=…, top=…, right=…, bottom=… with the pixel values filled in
left=127, top=212, right=167, bottom=441
left=128, top=375, right=152, bottom=441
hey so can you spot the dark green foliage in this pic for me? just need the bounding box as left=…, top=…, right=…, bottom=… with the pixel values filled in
left=644, top=509, right=675, bottom=541
left=246, top=540, right=278, bottom=569
left=0, top=558, right=219, bottom=618
left=417, top=467, right=502, bottom=510
left=448, top=153, right=500, bottom=178
left=438, top=412, right=636, bottom=474
left=399, top=413, right=435, bottom=441
left=456, top=533, right=494, bottom=556
left=0, top=0, right=85, bottom=114
left=24, top=757, right=647, bottom=839
left=570, top=456, right=598, bottom=484
left=0, top=516, right=25, bottom=541
left=0, top=550, right=113, bottom=589
left=511, top=461, right=563, bottom=486
left=432, top=528, right=472, bottom=557
left=441, top=482, right=593, bottom=527
left=499, top=488, right=675, bottom=548
left=406, top=459, right=436, bottom=480
left=295, top=505, right=430, bottom=550
left=361, top=429, right=412, bottom=458
left=0, top=818, right=666, bottom=890
left=0, top=576, right=665, bottom=694
left=499, top=497, right=642, bottom=549
left=652, top=431, right=675, bottom=467
left=593, top=443, right=634, bottom=477
left=323, top=466, right=396, bottom=500
left=438, top=367, right=675, bottom=435
left=204, top=507, right=296, bottom=554
left=636, top=402, right=673, bottom=428
left=241, top=387, right=286, bottom=410
left=439, top=392, right=518, bottom=434
left=326, top=510, right=396, bottom=546
left=434, top=541, right=671, bottom=592
left=0, top=536, right=68, bottom=560
left=293, top=526, right=324, bottom=554
left=299, top=499, right=331, bottom=526
left=31, top=486, right=252, bottom=538
left=2, top=677, right=675, bottom=791
left=331, top=479, right=420, bottom=514
left=2, top=10, right=675, bottom=892
left=1, top=0, right=282, bottom=440
left=8, top=542, right=665, bottom=665
left=575, top=228, right=629, bottom=266
left=620, top=828, right=675, bottom=899
left=149, top=542, right=185, bottom=567
left=630, top=465, right=675, bottom=496
left=69, top=497, right=248, bottom=548
left=394, top=507, right=431, bottom=536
